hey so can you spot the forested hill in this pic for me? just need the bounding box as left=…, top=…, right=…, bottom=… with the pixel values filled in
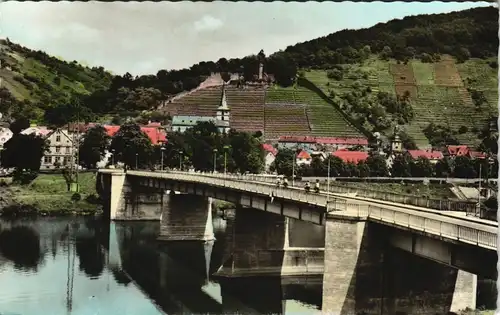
left=286, top=6, right=497, bottom=67
left=0, top=5, right=497, bottom=127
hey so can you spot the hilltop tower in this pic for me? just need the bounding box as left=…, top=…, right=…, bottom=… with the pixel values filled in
left=216, top=84, right=230, bottom=122
left=258, top=63, right=264, bottom=80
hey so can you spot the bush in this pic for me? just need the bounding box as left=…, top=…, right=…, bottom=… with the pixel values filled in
left=458, top=126, right=468, bottom=134
left=71, top=192, right=82, bottom=202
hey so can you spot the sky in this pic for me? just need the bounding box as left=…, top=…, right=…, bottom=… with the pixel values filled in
left=0, top=1, right=495, bottom=76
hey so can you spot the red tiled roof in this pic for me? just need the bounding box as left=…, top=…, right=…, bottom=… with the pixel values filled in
left=468, top=151, right=487, bottom=159
left=332, top=151, right=368, bottom=164
left=297, top=150, right=311, bottom=159
left=262, top=144, right=278, bottom=156
left=104, top=125, right=167, bottom=145
left=315, top=137, right=368, bottom=145
left=447, top=145, right=469, bottom=156
left=278, top=135, right=368, bottom=145
left=408, top=150, right=444, bottom=160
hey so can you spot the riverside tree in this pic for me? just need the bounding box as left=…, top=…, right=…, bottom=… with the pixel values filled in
left=78, top=125, right=110, bottom=169
left=109, top=122, right=153, bottom=169
left=0, top=133, right=48, bottom=184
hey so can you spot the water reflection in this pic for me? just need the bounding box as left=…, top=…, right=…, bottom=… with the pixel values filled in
left=0, top=208, right=340, bottom=315
left=0, top=225, right=44, bottom=271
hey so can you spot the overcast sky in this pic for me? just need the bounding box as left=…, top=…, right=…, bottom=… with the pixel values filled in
left=0, top=1, right=493, bottom=76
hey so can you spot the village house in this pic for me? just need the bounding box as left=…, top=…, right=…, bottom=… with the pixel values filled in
left=316, top=137, right=369, bottom=151
left=262, top=144, right=277, bottom=171
left=407, top=150, right=444, bottom=164
left=0, top=127, right=13, bottom=149
left=446, top=145, right=469, bottom=157
left=40, top=129, right=75, bottom=170
left=170, top=115, right=230, bottom=134
left=21, top=125, right=52, bottom=137
left=296, top=150, right=312, bottom=166
left=332, top=150, right=369, bottom=164
left=103, top=124, right=167, bottom=145
left=278, top=136, right=317, bottom=150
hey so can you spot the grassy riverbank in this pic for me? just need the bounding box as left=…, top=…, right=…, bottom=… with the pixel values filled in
left=0, top=172, right=102, bottom=216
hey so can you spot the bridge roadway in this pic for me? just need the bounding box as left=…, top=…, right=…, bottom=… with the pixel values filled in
left=112, top=169, right=497, bottom=252
left=99, top=169, right=498, bottom=314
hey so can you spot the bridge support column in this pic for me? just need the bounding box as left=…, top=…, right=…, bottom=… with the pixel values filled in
left=215, top=207, right=323, bottom=277
left=157, top=194, right=215, bottom=242
left=322, top=215, right=478, bottom=315
left=322, top=216, right=386, bottom=315
left=384, top=248, right=477, bottom=315
left=107, top=172, right=165, bottom=220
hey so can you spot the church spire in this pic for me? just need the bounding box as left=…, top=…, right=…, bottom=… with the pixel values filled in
left=218, top=83, right=229, bottom=110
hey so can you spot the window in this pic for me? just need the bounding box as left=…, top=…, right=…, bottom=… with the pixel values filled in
left=65, top=147, right=70, bottom=154
left=55, top=157, right=61, bottom=162
left=55, top=146, right=61, bottom=153
left=44, top=156, right=51, bottom=164
left=56, top=135, right=61, bottom=142
left=63, top=157, right=70, bottom=165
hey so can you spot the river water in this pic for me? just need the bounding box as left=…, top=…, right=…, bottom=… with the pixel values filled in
left=0, top=213, right=323, bottom=315
left=0, top=211, right=496, bottom=315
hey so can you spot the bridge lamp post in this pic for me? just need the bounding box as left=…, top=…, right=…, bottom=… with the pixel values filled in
left=223, top=145, right=231, bottom=175
left=327, top=155, right=331, bottom=210
left=135, top=153, right=139, bottom=170
left=111, top=149, right=115, bottom=166
left=213, top=148, right=218, bottom=173
left=179, top=150, right=183, bottom=170
left=160, top=147, right=166, bottom=171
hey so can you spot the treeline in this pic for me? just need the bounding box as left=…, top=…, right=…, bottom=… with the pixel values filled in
left=81, top=121, right=266, bottom=174
left=272, top=149, right=498, bottom=179
left=286, top=6, right=497, bottom=67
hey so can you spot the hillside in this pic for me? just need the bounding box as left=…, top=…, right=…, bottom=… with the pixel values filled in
left=0, top=6, right=497, bottom=148
left=0, top=38, right=113, bottom=121
left=304, top=55, right=498, bottom=148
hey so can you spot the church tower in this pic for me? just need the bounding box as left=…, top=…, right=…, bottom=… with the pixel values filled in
left=216, top=84, right=230, bottom=122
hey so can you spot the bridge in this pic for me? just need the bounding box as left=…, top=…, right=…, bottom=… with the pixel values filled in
left=97, top=169, right=497, bottom=315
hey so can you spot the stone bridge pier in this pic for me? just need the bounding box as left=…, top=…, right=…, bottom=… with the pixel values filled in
left=215, top=207, right=324, bottom=278
left=103, top=172, right=167, bottom=221
left=322, top=215, right=477, bottom=315
left=158, top=194, right=215, bottom=242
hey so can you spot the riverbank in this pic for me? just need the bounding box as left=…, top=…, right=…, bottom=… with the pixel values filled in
left=0, top=172, right=102, bottom=216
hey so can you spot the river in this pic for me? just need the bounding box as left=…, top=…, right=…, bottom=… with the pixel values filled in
left=0, top=210, right=496, bottom=315
left=0, top=212, right=323, bottom=315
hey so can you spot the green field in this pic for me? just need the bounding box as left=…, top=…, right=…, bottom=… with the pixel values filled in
left=8, top=172, right=100, bottom=213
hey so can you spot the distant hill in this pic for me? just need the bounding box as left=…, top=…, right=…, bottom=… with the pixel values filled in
left=0, top=6, right=497, bottom=147
left=0, top=38, right=113, bottom=120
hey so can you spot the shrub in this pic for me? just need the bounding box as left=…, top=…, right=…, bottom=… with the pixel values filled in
left=71, top=192, right=82, bottom=202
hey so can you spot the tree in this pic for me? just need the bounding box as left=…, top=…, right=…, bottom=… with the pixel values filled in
left=435, top=157, right=453, bottom=177
left=453, top=156, right=476, bottom=178
left=324, top=156, right=345, bottom=177
left=391, top=154, right=412, bottom=177
left=9, top=117, right=31, bottom=135
left=478, top=117, right=498, bottom=155
left=44, top=96, right=95, bottom=127
left=0, top=134, right=48, bottom=184
left=78, top=126, right=110, bottom=169
left=184, top=121, right=224, bottom=171
left=272, top=148, right=296, bottom=177
left=310, top=156, right=325, bottom=176
left=356, top=161, right=370, bottom=178
left=109, top=123, right=153, bottom=169
left=228, top=130, right=264, bottom=174
left=366, top=153, right=389, bottom=176
left=411, top=156, right=434, bottom=177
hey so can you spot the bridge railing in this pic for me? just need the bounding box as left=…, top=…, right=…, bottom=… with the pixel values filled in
left=122, top=170, right=498, bottom=251
left=168, top=170, right=477, bottom=213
